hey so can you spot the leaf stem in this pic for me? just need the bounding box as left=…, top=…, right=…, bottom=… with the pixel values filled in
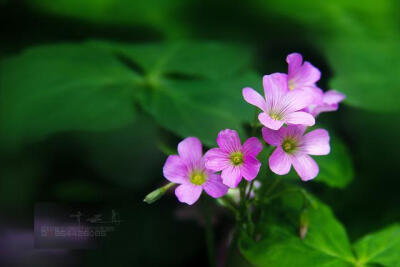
left=264, top=176, right=282, bottom=197
left=250, top=108, right=259, bottom=137
left=220, top=196, right=240, bottom=219
left=246, top=180, right=255, bottom=200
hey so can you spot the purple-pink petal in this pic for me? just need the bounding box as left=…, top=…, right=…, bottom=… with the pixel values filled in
left=286, top=53, right=303, bottom=75
left=163, top=155, right=189, bottom=184
left=258, top=113, right=284, bottom=130
left=241, top=155, right=261, bottom=181
left=291, top=154, right=319, bottom=181
left=288, top=59, right=321, bottom=89
left=285, top=124, right=307, bottom=138
left=262, top=127, right=283, bottom=146
left=311, top=105, right=337, bottom=116
left=269, top=147, right=292, bottom=175
left=217, top=129, right=241, bottom=153
left=285, top=111, right=315, bottom=126
left=309, top=90, right=345, bottom=116
left=178, top=137, right=203, bottom=165
left=263, top=73, right=289, bottom=102
left=204, top=148, right=230, bottom=171
left=281, top=89, right=314, bottom=113
left=242, top=137, right=263, bottom=157
left=175, top=184, right=203, bottom=205
left=302, top=129, right=330, bottom=155
left=302, top=86, right=324, bottom=104
left=324, top=90, right=346, bottom=105
left=221, top=165, right=242, bottom=188
left=203, top=173, right=228, bottom=198
left=242, top=87, right=266, bottom=111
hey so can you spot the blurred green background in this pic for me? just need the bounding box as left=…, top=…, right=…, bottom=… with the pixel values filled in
left=0, top=0, right=399, bottom=266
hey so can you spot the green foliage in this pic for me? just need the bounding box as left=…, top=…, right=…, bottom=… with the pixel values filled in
left=92, top=41, right=258, bottom=145
left=252, top=0, right=398, bottom=38
left=91, top=41, right=253, bottom=79
left=240, top=192, right=356, bottom=266
left=75, top=116, right=163, bottom=189
left=23, top=0, right=400, bottom=112
left=25, top=0, right=187, bottom=37
left=0, top=41, right=258, bottom=149
left=324, top=39, right=400, bottom=112
left=314, top=136, right=354, bottom=188
left=240, top=188, right=400, bottom=267
left=354, top=224, right=400, bottom=267
left=0, top=43, right=137, bottom=149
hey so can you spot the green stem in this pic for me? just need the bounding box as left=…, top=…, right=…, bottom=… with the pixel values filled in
left=220, top=196, right=240, bottom=219
left=239, top=183, right=247, bottom=224
left=246, top=180, right=255, bottom=200
left=265, top=176, right=282, bottom=196
left=246, top=201, right=255, bottom=236
left=263, top=187, right=315, bottom=207
left=204, top=197, right=216, bottom=267
left=239, top=183, right=246, bottom=201
left=264, top=188, right=294, bottom=202
left=250, top=108, right=259, bottom=137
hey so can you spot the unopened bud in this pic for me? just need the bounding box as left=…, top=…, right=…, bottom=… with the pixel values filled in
left=144, top=183, right=174, bottom=204
left=299, top=209, right=309, bottom=239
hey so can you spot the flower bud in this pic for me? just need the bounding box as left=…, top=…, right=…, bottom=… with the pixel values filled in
left=144, top=183, right=174, bottom=204
left=299, top=209, right=309, bottom=239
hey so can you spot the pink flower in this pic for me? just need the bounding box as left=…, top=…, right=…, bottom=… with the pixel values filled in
left=306, top=90, right=346, bottom=117
left=204, top=129, right=262, bottom=188
left=163, top=137, right=228, bottom=205
left=286, top=52, right=323, bottom=103
left=242, top=73, right=315, bottom=130
left=262, top=125, right=330, bottom=181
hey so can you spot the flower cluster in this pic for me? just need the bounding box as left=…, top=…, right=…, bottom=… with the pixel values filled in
left=153, top=52, right=345, bottom=205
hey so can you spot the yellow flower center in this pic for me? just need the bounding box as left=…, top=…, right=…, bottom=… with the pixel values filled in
left=288, top=79, right=295, bottom=90
left=282, top=138, right=298, bottom=154
left=189, top=170, right=207, bottom=185
left=230, top=152, right=244, bottom=166
left=269, top=112, right=283, bottom=121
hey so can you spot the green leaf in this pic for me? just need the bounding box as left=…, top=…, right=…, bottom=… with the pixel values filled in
left=314, top=135, right=354, bottom=188
left=92, top=41, right=258, bottom=146
left=241, top=184, right=400, bottom=266
left=0, top=41, right=257, bottom=149
left=137, top=74, right=258, bottom=146
left=75, top=116, right=164, bottom=189
left=253, top=0, right=398, bottom=39
left=25, top=0, right=187, bottom=37
left=240, top=192, right=357, bottom=266
left=354, top=224, right=400, bottom=267
left=0, top=43, right=137, bottom=149
left=324, top=39, right=400, bottom=113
